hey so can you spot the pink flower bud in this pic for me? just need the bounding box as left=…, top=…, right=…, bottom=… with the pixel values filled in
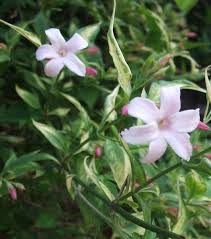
left=159, top=55, right=171, bottom=66
left=121, top=105, right=128, bottom=116
left=8, top=187, right=17, bottom=201
left=197, top=121, right=210, bottom=131
left=185, top=32, right=197, bottom=39
left=0, top=43, right=6, bottom=49
left=86, top=47, right=99, bottom=54
left=193, top=144, right=200, bottom=151
left=204, top=153, right=211, bottom=159
left=86, top=67, right=97, bottom=77
left=167, top=207, right=178, bottom=217
left=179, top=41, right=184, bottom=49
left=95, top=146, right=102, bottom=157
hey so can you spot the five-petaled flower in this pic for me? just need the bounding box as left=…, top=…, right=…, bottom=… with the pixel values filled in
left=36, top=28, right=88, bottom=77
left=121, top=86, right=200, bottom=163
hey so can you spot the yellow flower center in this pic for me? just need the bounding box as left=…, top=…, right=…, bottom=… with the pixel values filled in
left=59, top=49, right=66, bottom=57
left=159, top=119, right=168, bottom=129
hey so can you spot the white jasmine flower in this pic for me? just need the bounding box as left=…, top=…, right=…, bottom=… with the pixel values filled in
left=121, top=86, right=200, bottom=163
left=36, top=28, right=88, bottom=77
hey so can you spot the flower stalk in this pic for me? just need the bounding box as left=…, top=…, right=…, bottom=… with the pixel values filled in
left=73, top=176, right=184, bottom=239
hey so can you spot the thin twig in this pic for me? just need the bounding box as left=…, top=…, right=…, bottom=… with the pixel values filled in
left=73, top=177, right=184, bottom=239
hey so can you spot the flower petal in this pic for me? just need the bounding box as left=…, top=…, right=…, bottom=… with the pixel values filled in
left=142, top=137, right=167, bottom=164
left=169, top=109, right=200, bottom=132
left=65, top=33, right=88, bottom=53
left=163, top=131, right=192, bottom=160
left=45, top=28, right=66, bottom=50
left=160, top=86, right=181, bottom=117
left=64, top=53, right=86, bottom=76
left=121, top=122, right=159, bottom=145
left=128, top=97, right=160, bottom=123
left=44, top=58, right=64, bottom=77
left=36, top=44, right=58, bottom=60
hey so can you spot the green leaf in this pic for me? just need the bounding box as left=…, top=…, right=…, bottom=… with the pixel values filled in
left=185, top=170, right=207, bottom=199
left=61, top=93, right=89, bottom=121
left=148, top=80, right=206, bottom=104
left=66, top=174, right=74, bottom=195
left=78, top=22, right=101, bottom=42
left=184, top=158, right=211, bottom=175
left=205, top=65, right=211, bottom=103
left=0, top=19, right=41, bottom=46
left=4, top=151, right=59, bottom=172
left=3, top=151, right=58, bottom=179
left=16, top=85, right=41, bottom=109
left=0, top=50, right=10, bottom=63
left=48, top=108, right=70, bottom=117
left=140, top=198, right=156, bottom=239
left=107, top=0, right=132, bottom=97
left=140, top=6, right=169, bottom=51
left=104, top=85, right=120, bottom=122
left=0, top=134, right=24, bottom=144
left=34, top=211, right=58, bottom=229
left=104, top=140, right=131, bottom=189
left=6, top=162, right=43, bottom=179
left=175, top=0, right=198, bottom=13
left=33, top=120, right=67, bottom=152
left=173, top=181, right=188, bottom=234
left=84, top=157, right=115, bottom=201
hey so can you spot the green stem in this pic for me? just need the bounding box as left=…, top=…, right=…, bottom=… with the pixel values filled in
left=118, top=162, right=182, bottom=202
left=192, top=145, right=211, bottom=159
left=111, top=126, right=141, bottom=191
left=76, top=187, right=112, bottom=225
left=73, top=177, right=184, bottom=239
left=118, top=145, right=211, bottom=202
left=203, top=99, right=210, bottom=122
left=62, top=137, right=92, bottom=165
left=98, top=101, right=124, bottom=133
left=72, top=137, right=92, bottom=156
left=75, top=184, right=140, bottom=238
left=51, top=70, right=63, bottom=91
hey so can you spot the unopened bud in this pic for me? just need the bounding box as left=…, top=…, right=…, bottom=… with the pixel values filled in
left=95, top=146, right=102, bottom=157
left=179, top=41, right=184, bottom=49
left=185, top=32, right=197, bottom=39
left=8, top=187, right=17, bottom=201
left=159, top=55, right=171, bottom=66
left=204, top=153, right=211, bottom=159
left=87, top=47, right=99, bottom=54
left=0, top=43, right=6, bottom=49
left=167, top=207, right=178, bottom=217
left=86, top=67, right=97, bottom=77
left=121, top=105, right=128, bottom=116
left=197, top=121, right=210, bottom=131
left=193, top=144, right=200, bottom=151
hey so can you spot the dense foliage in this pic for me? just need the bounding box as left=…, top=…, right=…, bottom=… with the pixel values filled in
left=0, top=0, right=210, bottom=238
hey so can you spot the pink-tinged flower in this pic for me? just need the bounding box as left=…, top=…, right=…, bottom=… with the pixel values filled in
left=86, top=67, right=97, bottom=77
left=197, top=121, right=210, bottom=131
left=8, top=187, right=17, bottom=201
left=185, top=32, right=197, bottom=39
left=121, top=105, right=128, bottom=116
left=36, top=28, right=88, bottom=77
left=86, top=47, right=99, bottom=54
left=121, top=86, right=200, bottom=163
left=95, top=146, right=102, bottom=157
